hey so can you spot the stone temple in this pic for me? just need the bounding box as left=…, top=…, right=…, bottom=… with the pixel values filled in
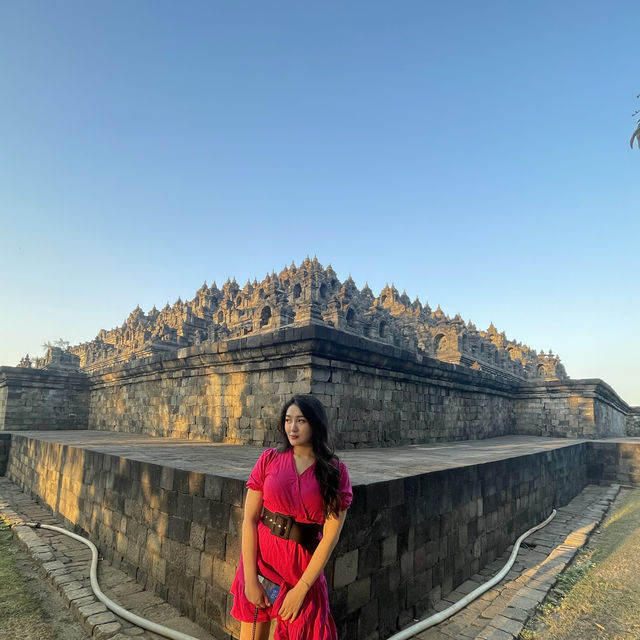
left=52, top=257, right=566, bottom=383
left=1, top=259, right=639, bottom=640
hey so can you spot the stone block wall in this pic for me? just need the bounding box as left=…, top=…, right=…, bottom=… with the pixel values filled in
left=587, top=441, right=640, bottom=486
left=6, top=434, right=591, bottom=640
left=0, top=433, right=10, bottom=475
left=627, top=408, right=640, bottom=436
left=86, top=328, right=314, bottom=443
left=514, top=379, right=628, bottom=438
left=0, top=366, right=89, bottom=431
left=6, top=434, right=243, bottom=639
left=308, top=358, right=515, bottom=447
left=85, top=324, right=520, bottom=447
left=1, top=325, right=633, bottom=443
left=330, top=444, right=587, bottom=639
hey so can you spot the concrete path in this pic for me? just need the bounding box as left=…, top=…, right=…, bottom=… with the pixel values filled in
left=2, top=430, right=619, bottom=484
left=0, top=473, right=618, bottom=640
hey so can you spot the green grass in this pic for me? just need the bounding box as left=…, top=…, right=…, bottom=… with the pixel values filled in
left=521, top=488, right=640, bottom=640
left=0, top=517, right=59, bottom=640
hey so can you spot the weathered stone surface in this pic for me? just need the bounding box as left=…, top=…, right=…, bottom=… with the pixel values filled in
left=0, top=367, right=88, bottom=431
left=5, top=431, right=630, bottom=640
left=54, top=260, right=564, bottom=382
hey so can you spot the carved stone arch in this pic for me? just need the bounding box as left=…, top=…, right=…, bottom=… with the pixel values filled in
left=217, top=311, right=224, bottom=323
left=346, top=307, right=356, bottom=328
left=293, top=283, right=302, bottom=299
left=433, top=333, right=447, bottom=354
left=260, top=306, right=272, bottom=327
left=537, top=363, right=546, bottom=377
left=236, top=296, right=242, bottom=306
left=319, top=283, right=328, bottom=299
left=379, top=320, right=388, bottom=338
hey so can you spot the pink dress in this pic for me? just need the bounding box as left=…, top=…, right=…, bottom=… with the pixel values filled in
left=230, top=448, right=353, bottom=640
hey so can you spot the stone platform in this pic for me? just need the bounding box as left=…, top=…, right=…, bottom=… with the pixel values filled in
left=0, top=476, right=620, bottom=640
left=2, top=431, right=640, bottom=639
left=0, top=430, right=598, bottom=482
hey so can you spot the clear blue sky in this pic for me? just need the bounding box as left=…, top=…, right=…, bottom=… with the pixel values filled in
left=1, top=1, right=638, bottom=405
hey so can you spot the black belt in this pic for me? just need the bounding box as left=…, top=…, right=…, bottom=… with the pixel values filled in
left=261, top=506, right=321, bottom=554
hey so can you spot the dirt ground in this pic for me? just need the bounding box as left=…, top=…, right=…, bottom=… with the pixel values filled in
left=521, top=487, right=640, bottom=640
left=5, top=535, right=89, bottom=640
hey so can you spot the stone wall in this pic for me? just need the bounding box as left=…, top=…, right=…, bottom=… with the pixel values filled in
left=0, top=366, right=89, bottom=431
left=6, top=434, right=241, bottom=639
left=86, top=326, right=315, bottom=443
left=305, top=326, right=517, bottom=445
left=513, top=379, right=628, bottom=438
left=587, top=441, right=640, bottom=486
left=1, top=326, right=632, bottom=443
left=330, top=443, right=588, bottom=639
left=0, top=433, right=10, bottom=475
left=84, top=325, right=632, bottom=445
left=84, top=324, right=520, bottom=447
left=627, top=408, right=640, bottom=436
left=5, top=433, right=593, bottom=640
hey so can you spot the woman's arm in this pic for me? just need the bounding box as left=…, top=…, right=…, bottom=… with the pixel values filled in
left=241, top=488, right=269, bottom=608
left=278, top=509, right=348, bottom=621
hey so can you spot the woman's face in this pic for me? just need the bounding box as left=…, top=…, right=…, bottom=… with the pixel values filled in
left=284, top=404, right=313, bottom=449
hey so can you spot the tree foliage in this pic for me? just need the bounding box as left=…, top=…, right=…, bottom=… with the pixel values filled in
left=631, top=94, right=640, bottom=149
left=41, top=338, right=70, bottom=352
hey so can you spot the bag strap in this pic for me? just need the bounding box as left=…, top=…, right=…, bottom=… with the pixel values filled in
left=251, top=606, right=258, bottom=640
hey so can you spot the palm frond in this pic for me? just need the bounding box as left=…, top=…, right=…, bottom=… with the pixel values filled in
left=631, top=122, right=640, bottom=149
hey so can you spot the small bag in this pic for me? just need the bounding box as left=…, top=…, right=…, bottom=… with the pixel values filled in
left=251, top=576, right=282, bottom=640
left=258, top=574, right=281, bottom=604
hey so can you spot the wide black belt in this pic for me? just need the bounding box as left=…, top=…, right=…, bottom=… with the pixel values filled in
left=261, top=506, right=321, bottom=554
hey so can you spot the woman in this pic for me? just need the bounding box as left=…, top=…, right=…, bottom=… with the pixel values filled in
left=230, top=395, right=352, bottom=640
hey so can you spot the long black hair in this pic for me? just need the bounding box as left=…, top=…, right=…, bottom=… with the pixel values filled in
left=278, top=395, right=341, bottom=518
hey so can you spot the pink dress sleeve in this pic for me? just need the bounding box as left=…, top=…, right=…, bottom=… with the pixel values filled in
left=337, top=460, right=353, bottom=510
left=246, top=448, right=277, bottom=492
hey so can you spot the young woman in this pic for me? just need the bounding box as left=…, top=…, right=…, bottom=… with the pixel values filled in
left=230, top=395, right=352, bottom=640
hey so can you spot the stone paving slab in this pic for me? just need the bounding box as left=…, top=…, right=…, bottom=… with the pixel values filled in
left=0, top=477, right=221, bottom=640
left=409, top=483, right=619, bottom=640
left=7, top=430, right=638, bottom=484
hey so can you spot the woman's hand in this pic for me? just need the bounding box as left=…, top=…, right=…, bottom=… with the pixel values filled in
left=277, top=582, right=309, bottom=622
left=244, top=578, right=269, bottom=609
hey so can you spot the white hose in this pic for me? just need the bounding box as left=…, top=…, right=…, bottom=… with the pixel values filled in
left=22, top=522, right=201, bottom=640
left=386, top=509, right=557, bottom=640
left=20, top=509, right=557, bottom=640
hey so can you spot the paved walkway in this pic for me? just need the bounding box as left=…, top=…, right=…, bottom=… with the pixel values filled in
left=0, top=473, right=619, bottom=640
left=2, top=430, right=613, bottom=484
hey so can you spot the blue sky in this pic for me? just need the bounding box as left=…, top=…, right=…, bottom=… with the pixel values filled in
left=1, top=1, right=638, bottom=404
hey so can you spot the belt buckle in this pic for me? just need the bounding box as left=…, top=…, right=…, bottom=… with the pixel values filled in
left=272, top=512, right=294, bottom=540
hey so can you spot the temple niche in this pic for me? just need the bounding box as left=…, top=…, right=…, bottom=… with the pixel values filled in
left=32, top=257, right=567, bottom=381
